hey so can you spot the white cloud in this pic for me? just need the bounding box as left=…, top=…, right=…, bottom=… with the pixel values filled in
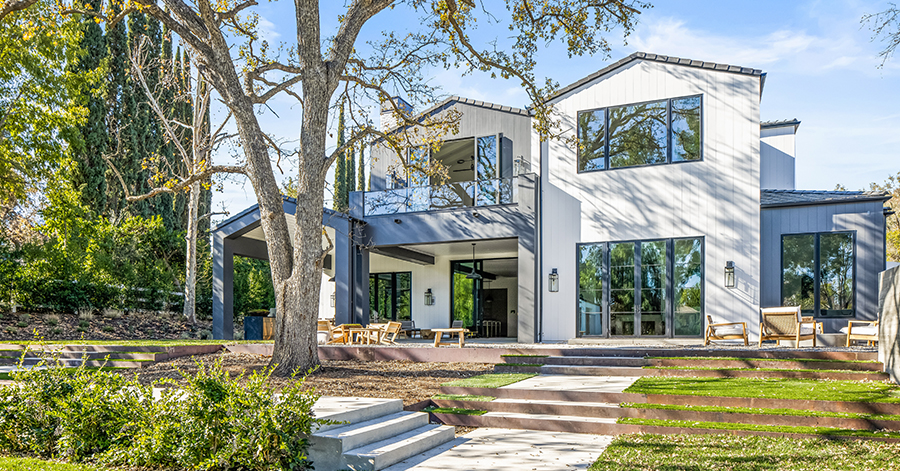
left=257, top=16, right=281, bottom=45
left=628, top=17, right=874, bottom=74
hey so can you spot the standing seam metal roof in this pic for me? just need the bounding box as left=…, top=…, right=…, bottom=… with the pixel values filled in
left=761, top=189, right=890, bottom=208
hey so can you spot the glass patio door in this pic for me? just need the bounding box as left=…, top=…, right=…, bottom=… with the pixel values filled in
left=451, top=261, right=482, bottom=331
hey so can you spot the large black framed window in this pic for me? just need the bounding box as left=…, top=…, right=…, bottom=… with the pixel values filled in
left=782, top=232, right=855, bottom=318
left=577, top=237, right=704, bottom=338
left=369, top=272, right=411, bottom=322
left=577, top=95, right=702, bottom=173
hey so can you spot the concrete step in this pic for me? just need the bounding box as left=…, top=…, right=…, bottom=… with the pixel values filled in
left=540, top=365, right=646, bottom=376
left=342, top=424, right=456, bottom=471
left=312, top=411, right=429, bottom=453
left=312, top=397, right=405, bottom=433
left=482, top=411, right=619, bottom=424
left=542, top=356, right=647, bottom=367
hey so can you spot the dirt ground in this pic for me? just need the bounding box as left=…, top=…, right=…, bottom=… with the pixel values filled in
left=0, top=310, right=220, bottom=342
left=130, top=351, right=495, bottom=406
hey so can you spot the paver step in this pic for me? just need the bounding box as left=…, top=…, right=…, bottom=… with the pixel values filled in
left=312, top=397, right=404, bottom=433
left=649, top=358, right=884, bottom=372
left=342, top=424, right=456, bottom=471
left=312, top=411, right=429, bottom=452
left=540, top=365, right=646, bottom=376
left=482, top=411, right=619, bottom=424
left=433, top=397, right=624, bottom=419
left=542, top=356, right=647, bottom=367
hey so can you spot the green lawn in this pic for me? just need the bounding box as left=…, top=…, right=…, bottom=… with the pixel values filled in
left=589, top=434, right=900, bottom=471
left=432, top=394, right=496, bottom=402
left=621, top=402, right=900, bottom=422
left=625, top=377, right=900, bottom=403
left=617, top=417, right=900, bottom=439
left=646, top=356, right=877, bottom=364
left=0, top=456, right=105, bottom=470
left=441, top=373, right=535, bottom=388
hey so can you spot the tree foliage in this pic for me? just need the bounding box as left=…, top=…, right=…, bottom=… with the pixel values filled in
left=863, top=3, right=900, bottom=66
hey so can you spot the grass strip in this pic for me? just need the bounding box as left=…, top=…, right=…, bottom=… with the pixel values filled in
left=0, top=456, right=106, bottom=470
left=432, top=394, right=496, bottom=402
left=644, top=365, right=877, bottom=374
left=441, top=373, right=535, bottom=388
left=624, top=377, right=900, bottom=403
left=616, top=417, right=900, bottom=439
left=499, top=354, right=549, bottom=358
left=589, top=433, right=900, bottom=470
left=423, top=406, right=487, bottom=416
left=621, top=402, right=900, bottom=422
left=646, top=356, right=877, bottom=364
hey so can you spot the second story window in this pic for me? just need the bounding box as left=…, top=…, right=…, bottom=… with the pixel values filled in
left=576, top=95, right=702, bottom=173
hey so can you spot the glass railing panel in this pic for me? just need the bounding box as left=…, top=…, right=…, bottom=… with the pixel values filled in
left=430, top=181, right=475, bottom=210
left=408, top=186, right=431, bottom=213
left=476, top=177, right=517, bottom=207
left=365, top=188, right=409, bottom=216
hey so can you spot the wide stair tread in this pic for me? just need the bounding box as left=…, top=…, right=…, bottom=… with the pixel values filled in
left=543, top=356, right=647, bottom=366
left=343, top=424, right=455, bottom=471
left=314, top=411, right=428, bottom=452
left=482, top=411, right=619, bottom=424
left=540, top=365, right=645, bottom=376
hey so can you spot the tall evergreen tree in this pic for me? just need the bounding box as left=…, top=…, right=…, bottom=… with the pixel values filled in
left=69, top=11, right=108, bottom=216
left=104, top=1, right=129, bottom=220
left=358, top=143, right=366, bottom=192
left=333, top=102, right=346, bottom=212
left=345, top=132, right=355, bottom=194
left=124, top=11, right=151, bottom=218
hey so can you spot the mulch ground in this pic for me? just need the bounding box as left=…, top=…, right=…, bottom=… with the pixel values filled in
left=0, top=310, right=220, bottom=342
left=130, top=351, right=495, bottom=406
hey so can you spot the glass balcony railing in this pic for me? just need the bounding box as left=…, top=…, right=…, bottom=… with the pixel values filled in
left=364, top=177, right=518, bottom=216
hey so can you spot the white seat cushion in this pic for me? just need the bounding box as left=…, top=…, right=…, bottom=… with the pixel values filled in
left=798, top=326, right=815, bottom=336
left=712, top=325, right=744, bottom=336
left=317, top=331, right=330, bottom=344
left=840, top=326, right=878, bottom=336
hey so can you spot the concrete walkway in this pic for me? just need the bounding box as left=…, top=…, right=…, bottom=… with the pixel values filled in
left=501, top=374, right=639, bottom=393
left=381, top=428, right=614, bottom=470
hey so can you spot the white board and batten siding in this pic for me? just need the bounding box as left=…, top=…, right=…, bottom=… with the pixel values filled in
left=539, top=59, right=762, bottom=341
left=760, top=125, right=797, bottom=190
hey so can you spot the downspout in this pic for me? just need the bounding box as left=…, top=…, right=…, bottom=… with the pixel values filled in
left=536, top=174, right=543, bottom=343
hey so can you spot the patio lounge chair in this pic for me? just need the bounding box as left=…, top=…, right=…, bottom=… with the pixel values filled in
left=317, top=320, right=333, bottom=344
left=758, top=307, right=818, bottom=348
left=840, top=320, right=878, bottom=347
left=400, top=320, right=420, bottom=338
left=447, top=320, right=465, bottom=338
left=704, top=315, right=748, bottom=346
left=381, top=321, right=403, bottom=344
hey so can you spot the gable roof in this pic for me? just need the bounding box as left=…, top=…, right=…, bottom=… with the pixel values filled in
left=546, top=52, right=765, bottom=104
left=761, top=119, right=801, bottom=129
left=377, top=95, right=529, bottom=139
left=213, top=195, right=348, bottom=234
left=761, top=189, right=890, bottom=209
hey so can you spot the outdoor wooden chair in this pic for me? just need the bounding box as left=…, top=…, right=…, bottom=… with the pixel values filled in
left=326, top=324, right=362, bottom=345
left=840, top=320, right=879, bottom=347
left=381, top=321, right=403, bottom=344
left=758, top=307, right=818, bottom=348
left=399, top=320, right=420, bottom=339
left=704, top=315, right=748, bottom=346
left=446, top=320, right=465, bottom=338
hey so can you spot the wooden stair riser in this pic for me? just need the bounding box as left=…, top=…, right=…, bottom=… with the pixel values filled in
left=650, top=358, right=883, bottom=371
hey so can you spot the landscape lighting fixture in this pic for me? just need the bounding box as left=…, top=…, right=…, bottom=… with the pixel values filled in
left=466, top=243, right=482, bottom=280
left=724, top=261, right=735, bottom=289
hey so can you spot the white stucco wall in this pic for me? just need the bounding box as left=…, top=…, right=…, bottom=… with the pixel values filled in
left=539, top=59, right=762, bottom=341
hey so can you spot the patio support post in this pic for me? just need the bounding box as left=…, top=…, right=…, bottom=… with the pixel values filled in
left=213, top=233, right=235, bottom=339
left=334, top=218, right=353, bottom=326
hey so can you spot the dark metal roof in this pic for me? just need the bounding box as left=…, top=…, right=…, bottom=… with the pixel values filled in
left=761, top=189, right=891, bottom=208
left=546, top=52, right=765, bottom=104
left=212, top=196, right=348, bottom=233
left=761, top=119, right=801, bottom=129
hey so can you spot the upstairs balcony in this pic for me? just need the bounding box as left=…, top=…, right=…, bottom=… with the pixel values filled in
left=360, top=177, right=519, bottom=216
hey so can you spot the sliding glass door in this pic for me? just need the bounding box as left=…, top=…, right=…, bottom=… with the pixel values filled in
left=369, top=272, right=411, bottom=322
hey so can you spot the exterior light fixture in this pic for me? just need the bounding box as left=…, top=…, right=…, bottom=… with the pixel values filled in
left=548, top=268, right=559, bottom=292
left=466, top=243, right=482, bottom=280
left=330, top=292, right=336, bottom=307
left=724, top=261, right=735, bottom=289
left=424, top=288, right=435, bottom=306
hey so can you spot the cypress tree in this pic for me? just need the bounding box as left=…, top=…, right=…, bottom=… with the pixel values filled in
left=160, top=23, right=185, bottom=233
left=124, top=11, right=151, bottom=218
left=69, top=11, right=108, bottom=216
left=358, top=142, right=366, bottom=192
left=346, top=132, right=355, bottom=194
left=333, top=102, right=346, bottom=212
left=105, top=1, right=129, bottom=219
left=198, top=75, right=213, bottom=237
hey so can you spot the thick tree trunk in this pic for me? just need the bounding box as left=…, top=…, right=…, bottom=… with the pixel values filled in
left=182, top=180, right=200, bottom=324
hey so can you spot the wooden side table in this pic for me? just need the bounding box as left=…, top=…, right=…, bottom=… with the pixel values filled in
left=430, top=328, right=468, bottom=347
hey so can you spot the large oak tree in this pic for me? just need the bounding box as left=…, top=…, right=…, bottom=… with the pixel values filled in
left=22, top=0, right=649, bottom=374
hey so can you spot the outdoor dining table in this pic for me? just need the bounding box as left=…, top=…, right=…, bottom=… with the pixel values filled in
left=348, top=326, right=385, bottom=345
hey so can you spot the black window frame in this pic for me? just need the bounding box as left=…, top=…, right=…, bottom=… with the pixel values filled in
left=575, top=236, right=705, bottom=338
left=780, top=231, right=857, bottom=318
left=576, top=94, right=704, bottom=174
left=368, top=271, right=412, bottom=322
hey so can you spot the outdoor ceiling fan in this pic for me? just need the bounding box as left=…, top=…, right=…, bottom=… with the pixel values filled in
left=453, top=156, right=475, bottom=173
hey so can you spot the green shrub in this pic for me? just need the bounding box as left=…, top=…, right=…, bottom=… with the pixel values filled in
left=0, top=358, right=322, bottom=470
left=19, top=313, right=30, bottom=323
left=50, top=327, right=62, bottom=336
left=16, top=321, right=28, bottom=328
left=77, top=319, right=89, bottom=329
left=101, top=326, right=114, bottom=333
left=44, top=314, right=59, bottom=326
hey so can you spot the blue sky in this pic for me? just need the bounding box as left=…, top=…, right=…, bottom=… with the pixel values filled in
left=211, top=0, right=900, bottom=220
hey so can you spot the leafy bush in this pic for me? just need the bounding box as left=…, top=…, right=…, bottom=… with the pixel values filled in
left=0, top=357, right=322, bottom=470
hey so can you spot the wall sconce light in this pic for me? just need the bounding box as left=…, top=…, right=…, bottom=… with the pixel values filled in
left=548, top=268, right=559, bottom=292
left=424, top=288, right=435, bottom=305
left=724, top=261, right=735, bottom=289
left=330, top=292, right=336, bottom=307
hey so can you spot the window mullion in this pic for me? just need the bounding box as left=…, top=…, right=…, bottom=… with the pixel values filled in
left=666, top=99, right=672, bottom=164
left=814, top=235, right=821, bottom=317
left=634, top=241, right=642, bottom=337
